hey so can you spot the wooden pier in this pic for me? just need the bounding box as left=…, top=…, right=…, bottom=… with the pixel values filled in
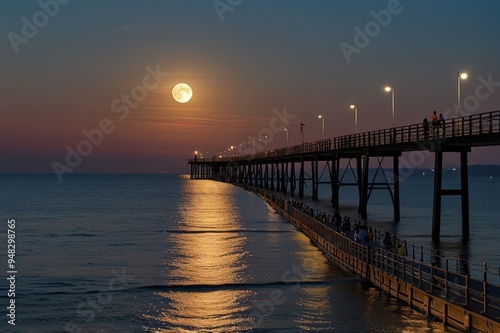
left=249, top=186, right=500, bottom=333
left=189, top=110, right=500, bottom=242
left=188, top=110, right=500, bottom=332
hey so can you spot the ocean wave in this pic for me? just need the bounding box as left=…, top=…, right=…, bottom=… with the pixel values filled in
left=133, top=279, right=356, bottom=292
left=162, top=229, right=291, bottom=234
left=0, top=280, right=342, bottom=298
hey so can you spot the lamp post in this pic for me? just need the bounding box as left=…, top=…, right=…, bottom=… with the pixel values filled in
left=252, top=140, right=255, bottom=154
left=318, top=115, right=324, bottom=138
left=350, top=103, right=358, bottom=133
left=384, top=86, right=395, bottom=127
left=265, top=135, right=268, bottom=149
left=285, top=128, right=289, bottom=145
left=458, top=72, right=468, bottom=117
left=300, top=123, right=305, bottom=144
left=274, top=132, right=277, bottom=147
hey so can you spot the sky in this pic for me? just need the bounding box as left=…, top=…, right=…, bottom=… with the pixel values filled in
left=1, top=0, right=500, bottom=175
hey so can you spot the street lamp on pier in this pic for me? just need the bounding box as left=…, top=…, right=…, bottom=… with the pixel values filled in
left=384, top=86, right=395, bottom=127
left=318, top=115, right=325, bottom=138
left=350, top=103, right=358, bottom=133
left=458, top=72, right=468, bottom=117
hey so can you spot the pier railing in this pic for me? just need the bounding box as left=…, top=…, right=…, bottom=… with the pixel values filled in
left=191, top=110, right=500, bottom=163
left=275, top=110, right=500, bottom=156
left=250, top=186, right=500, bottom=322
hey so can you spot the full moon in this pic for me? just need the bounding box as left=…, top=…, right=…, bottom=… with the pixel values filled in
left=172, top=83, right=193, bottom=103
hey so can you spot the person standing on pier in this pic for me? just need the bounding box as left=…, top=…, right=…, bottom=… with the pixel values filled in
left=368, top=226, right=374, bottom=242
left=341, top=217, right=351, bottom=235
left=439, top=113, right=445, bottom=136
left=397, top=243, right=406, bottom=256
left=383, top=231, right=392, bottom=250
left=354, top=225, right=367, bottom=244
left=423, top=118, right=429, bottom=140
left=431, top=111, right=438, bottom=138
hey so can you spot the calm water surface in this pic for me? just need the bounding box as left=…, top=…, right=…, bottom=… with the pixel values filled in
left=0, top=174, right=483, bottom=332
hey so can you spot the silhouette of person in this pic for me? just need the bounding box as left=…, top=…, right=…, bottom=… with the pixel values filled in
left=431, top=111, right=438, bottom=137
left=423, top=118, right=429, bottom=140
left=439, top=113, right=445, bottom=136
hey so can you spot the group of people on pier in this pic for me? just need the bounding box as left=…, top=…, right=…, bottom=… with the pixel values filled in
left=423, top=111, right=446, bottom=139
left=285, top=198, right=406, bottom=255
left=282, top=196, right=476, bottom=279
left=264, top=192, right=494, bottom=328
left=383, top=231, right=407, bottom=256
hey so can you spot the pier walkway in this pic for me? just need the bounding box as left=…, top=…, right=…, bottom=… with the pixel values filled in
left=251, top=185, right=500, bottom=333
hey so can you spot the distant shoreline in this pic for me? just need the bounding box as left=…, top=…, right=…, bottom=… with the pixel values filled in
left=2, top=165, right=500, bottom=177
left=411, top=164, right=500, bottom=177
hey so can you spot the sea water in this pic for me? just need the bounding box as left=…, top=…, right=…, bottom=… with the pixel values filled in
left=2, top=173, right=495, bottom=332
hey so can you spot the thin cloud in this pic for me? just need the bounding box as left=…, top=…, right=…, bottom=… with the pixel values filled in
left=111, top=21, right=135, bottom=34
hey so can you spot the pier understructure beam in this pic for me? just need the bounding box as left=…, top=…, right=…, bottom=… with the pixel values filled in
left=331, top=154, right=339, bottom=210
left=299, top=157, right=305, bottom=198
left=276, top=161, right=280, bottom=192
left=359, top=151, right=401, bottom=222
left=260, top=162, right=265, bottom=188
left=311, top=157, right=316, bottom=200
left=264, top=162, right=269, bottom=189
left=310, top=158, right=331, bottom=202
left=281, top=162, right=288, bottom=195
left=332, top=154, right=362, bottom=214
left=432, top=147, right=471, bottom=242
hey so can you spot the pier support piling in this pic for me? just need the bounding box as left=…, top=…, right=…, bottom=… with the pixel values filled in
left=461, top=150, right=470, bottom=239
left=299, top=158, right=305, bottom=198
left=313, top=157, right=319, bottom=200
left=432, top=150, right=443, bottom=243
left=393, top=155, right=400, bottom=222
left=361, top=152, right=370, bottom=220
left=331, top=153, right=339, bottom=210
left=432, top=148, right=471, bottom=242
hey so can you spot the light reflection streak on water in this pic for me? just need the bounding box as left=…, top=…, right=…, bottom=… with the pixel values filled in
left=143, top=178, right=453, bottom=332
left=290, top=230, right=335, bottom=331
left=152, top=290, right=253, bottom=332
left=295, top=286, right=333, bottom=331
left=149, top=180, right=252, bottom=331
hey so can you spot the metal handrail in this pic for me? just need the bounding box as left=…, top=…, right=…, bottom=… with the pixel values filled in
left=253, top=188, right=500, bottom=318
left=189, top=110, right=500, bottom=163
